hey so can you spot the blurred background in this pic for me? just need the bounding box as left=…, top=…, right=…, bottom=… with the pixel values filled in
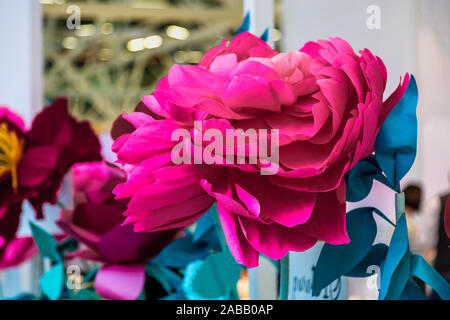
left=0, top=0, right=448, bottom=300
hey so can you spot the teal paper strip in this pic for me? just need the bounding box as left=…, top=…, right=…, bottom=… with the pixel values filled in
left=411, top=254, right=450, bottom=300
left=279, top=254, right=289, bottom=300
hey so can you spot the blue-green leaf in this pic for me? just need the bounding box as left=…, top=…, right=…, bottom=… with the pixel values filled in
left=153, top=232, right=211, bottom=268
left=260, top=28, right=269, bottom=42
left=345, top=243, right=388, bottom=277
left=410, top=254, right=450, bottom=300
left=29, top=222, right=61, bottom=263
left=40, top=263, right=64, bottom=300
left=346, top=156, right=393, bottom=202
left=313, top=208, right=377, bottom=296
left=379, top=214, right=409, bottom=299
left=375, top=75, right=418, bottom=190
left=399, top=279, right=426, bottom=300
left=183, top=251, right=242, bottom=300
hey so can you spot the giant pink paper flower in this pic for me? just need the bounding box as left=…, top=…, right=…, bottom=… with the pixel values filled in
left=58, top=162, right=183, bottom=300
left=0, top=98, right=101, bottom=268
left=112, top=32, right=410, bottom=267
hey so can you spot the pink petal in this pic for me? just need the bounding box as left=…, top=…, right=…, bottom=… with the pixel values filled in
left=222, top=75, right=281, bottom=112
left=296, top=182, right=349, bottom=244
left=95, top=264, right=146, bottom=300
left=217, top=204, right=259, bottom=268
left=238, top=216, right=317, bottom=260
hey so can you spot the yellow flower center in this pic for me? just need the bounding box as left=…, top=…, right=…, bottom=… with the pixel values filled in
left=0, top=122, right=24, bottom=193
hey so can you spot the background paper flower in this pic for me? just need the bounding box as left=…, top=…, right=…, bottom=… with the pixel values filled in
left=57, top=162, right=183, bottom=300
left=0, top=98, right=101, bottom=268
left=112, top=32, right=410, bottom=267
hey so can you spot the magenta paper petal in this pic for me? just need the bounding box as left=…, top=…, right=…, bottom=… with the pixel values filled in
left=56, top=220, right=102, bottom=251
left=66, top=247, right=106, bottom=263
left=71, top=203, right=125, bottom=235
left=227, top=32, right=277, bottom=60
left=217, top=204, right=259, bottom=268
left=17, top=146, right=59, bottom=187
left=297, top=182, right=349, bottom=244
left=0, top=237, right=37, bottom=270
left=98, top=223, right=181, bottom=264
left=238, top=216, right=317, bottom=260
left=232, top=172, right=317, bottom=227
left=95, top=264, right=146, bottom=300
left=222, top=75, right=281, bottom=112
left=0, top=107, right=26, bottom=132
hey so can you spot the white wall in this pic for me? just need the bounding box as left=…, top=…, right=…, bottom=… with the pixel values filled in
left=416, top=0, right=450, bottom=201
left=0, top=0, right=43, bottom=124
left=0, top=0, right=44, bottom=299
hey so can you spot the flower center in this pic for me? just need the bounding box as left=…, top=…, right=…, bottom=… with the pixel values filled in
left=0, top=122, right=24, bottom=193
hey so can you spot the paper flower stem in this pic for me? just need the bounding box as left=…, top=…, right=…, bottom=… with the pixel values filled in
left=395, top=192, right=406, bottom=223
left=279, top=255, right=289, bottom=300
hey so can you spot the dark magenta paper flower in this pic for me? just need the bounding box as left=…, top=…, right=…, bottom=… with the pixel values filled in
left=0, top=98, right=101, bottom=267
left=112, top=32, right=410, bottom=267
left=57, top=162, right=183, bottom=300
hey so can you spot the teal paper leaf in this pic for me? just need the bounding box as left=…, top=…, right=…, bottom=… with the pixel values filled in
left=260, top=28, right=269, bottom=42
left=345, top=156, right=393, bottom=202
left=153, top=231, right=211, bottom=268
left=146, top=263, right=182, bottom=294
left=410, top=254, right=450, bottom=300
left=375, top=75, right=418, bottom=190
left=379, top=214, right=409, bottom=299
left=345, top=243, right=388, bottom=277
left=68, top=288, right=102, bottom=300
left=40, top=263, right=64, bottom=300
left=399, top=279, right=426, bottom=300
left=161, top=290, right=186, bottom=300
left=235, top=12, right=250, bottom=35
left=193, top=206, right=216, bottom=242
left=29, top=222, right=61, bottom=263
left=312, top=208, right=377, bottom=296
left=383, top=251, right=411, bottom=300
left=57, top=238, right=78, bottom=257
left=183, top=251, right=242, bottom=300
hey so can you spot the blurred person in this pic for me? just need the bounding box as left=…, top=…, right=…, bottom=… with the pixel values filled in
left=404, top=184, right=423, bottom=254
left=420, top=172, right=450, bottom=299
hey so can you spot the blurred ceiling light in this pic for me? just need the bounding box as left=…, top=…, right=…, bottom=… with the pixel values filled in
left=76, top=24, right=96, bottom=37
left=143, top=35, right=163, bottom=49
left=174, top=51, right=203, bottom=64
left=62, top=36, right=78, bottom=50
left=187, top=51, right=203, bottom=64
left=97, top=48, right=113, bottom=61
left=273, top=28, right=282, bottom=42
left=174, top=50, right=187, bottom=64
left=166, top=25, right=190, bottom=41
left=101, top=23, right=114, bottom=35
left=127, top=38, right=144, bottom=52
left=130, top=0, right=167, bottom=9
